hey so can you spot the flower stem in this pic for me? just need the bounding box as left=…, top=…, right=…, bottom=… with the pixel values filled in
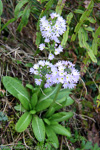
left=36, top=79, right=45, bottom=96
left=46, top=83, right=62, bottom=116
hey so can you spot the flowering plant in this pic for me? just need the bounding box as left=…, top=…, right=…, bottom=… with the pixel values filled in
left=39, top=12, right=66, bottom=60
left=2, top=12, right=80, bottom=149
left=2, top=76, right=74, bottom=149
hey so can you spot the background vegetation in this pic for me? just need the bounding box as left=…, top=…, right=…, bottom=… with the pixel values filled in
left=0, top=0, right=100, bottom=149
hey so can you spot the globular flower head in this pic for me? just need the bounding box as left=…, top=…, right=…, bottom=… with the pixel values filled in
left=39, top=12, right=67, bottom=57
left=30, top=60, right=80, bottom=89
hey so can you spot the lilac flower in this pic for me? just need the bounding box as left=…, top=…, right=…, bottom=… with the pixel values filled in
left=40, top=13, right=66, bottom=43
left=55, top=61, right=63, bottom=67
left=45, top=38, right=50, bottom=43
left=59, top=76, right=65, bottom=83
left=30, top=60, right=80, bottom=89
left=53, top=76, right=60, bottom=84
left=58, top=45, right=63, bottom=52
left=55, top=43, right=58, bottom=47
left=68, top=83, right=75, bottom=89
left=34, top=70, right=39, bottom=75
left=30, top=68, right=34, bottom=74
left=39, top=43, right=45, bottom=51
left=33, top=64, right=39, bottom=69
left=44, top=82, right=52, bottom=88
left=38, top=60, right=45, bottom=66
left=58, top=65, right=65, bottom=72
left=63, top=82, right=69, bottom=89
left=48, top=53, right=54, bottom=60
left=55, top=45, right=63, bottom=55
left=65, top=74, right=72, bottom=82
left=35, top=79, right=42, bottom=85
left=50, top=12, right=59, bottom=19
left=59, top=71, right=65, bottom=76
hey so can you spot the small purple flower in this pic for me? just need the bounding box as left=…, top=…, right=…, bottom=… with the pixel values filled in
left=30, top=68, right=34, bottom=74
left=35, top=79, right=42, bottom=85
left=50, top=12, right=59, bottom=19
left=48, top=53, right=54, bottom=60
left=38, top=60, right=45, bottom=66
left=44, top=82, right=51, bottom=88
left=63, top=82, right=69, bottom=89
left=39, top=43, right=45, bottom=51
left=33, top=64, right=39, bottom=69
left=68, top=83, right=75, bottom=89
left=44, top=38, right=50, bottom=43
left=53, top=76, right=60, bottom=84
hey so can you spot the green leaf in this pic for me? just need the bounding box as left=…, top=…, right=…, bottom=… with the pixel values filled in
left=43, top=87, right=52, bottom=93
left=29, top=110, right=36, bottom=115
left=45, top=106, right=55, bottom=117
left=78, top=27, right=88, bottom=48
left=84, top=26, right=94, bottom=32
left=38, top=0, right=54, bottom=19
left=46, top=126, right=59, bottom=149
left=83, top=141, right=92, bottom=149
left=71, top=34, right=76, bottom=41
left=14, top=0, right=29, bottom=17
left=83, top=42, right=97, bottom=63
left=16, top=60, right=22, bottom=64
left=44, top=0, right=54, bottom=13
left=45, top=93, right=74, bottom=117
left=36, top=31, right=41, bottom=46
left=43, top=118, right=51, bottom=125
left=39, top=84, right=60, bottom=101
left=71, top=0, right=94, bottom=41
left=54, top=96, right=74, bottom=111
left=66, top=12, right=73, bottom=25
left=61, top=27, right=69, bottom=46
left=21, top=6, right=30, bottom=25
left=0, top=0, right=3, bottom=16
left=31, top=93, right=38, bottom=108
left=56, top=0, right=66, bottom=15
left=15, top=112, right=32, bottom=132
left=32, top=115, right=45, bottom=142
left=14, top=104, right=26, bottom=112
left=18, top=94, right=30, bottom=110
left=52, top=89, right=71, bottom=104
left=26, top=84, right=34, bottom=91
left=25, top=63, right=33, bottom=67
left=87, top=50, right=97, bottom=63
left=80, top=0, right=94, bottom=22
left=77, top=27, right=97, bottom=63
left=92, top=26, right=100, bottom=55
left=0, top=18, right=16, bottom=32
left=36, top=99, right=53, bottom=112
left=65, top=96, right=74, bottom=106
left=36, top=0, right=54, bottom=31
left=50, top=123, right=71, bottom=137
left=74, top=9, right=84, bottom=14
left=87, top=17, right=96, bottom=23
left=2, top=76, right=30, bottom=102
left=49, top=112, right=73, bottom=122
left=92, top=143, right=100, bottom=150
left=17, top=5, right=30, bottom=32
left=41, top=0, right=48, bottom=3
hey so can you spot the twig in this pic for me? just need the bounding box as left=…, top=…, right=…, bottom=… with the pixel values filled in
left=79, top=77, right=87, bottom=96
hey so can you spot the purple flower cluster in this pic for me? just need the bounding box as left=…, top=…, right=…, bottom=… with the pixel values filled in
left=40, top=12, right=66, bottom=43
left=30, top=60, right=80, bottom=89
left=39, top=12, right=66, bottom=60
